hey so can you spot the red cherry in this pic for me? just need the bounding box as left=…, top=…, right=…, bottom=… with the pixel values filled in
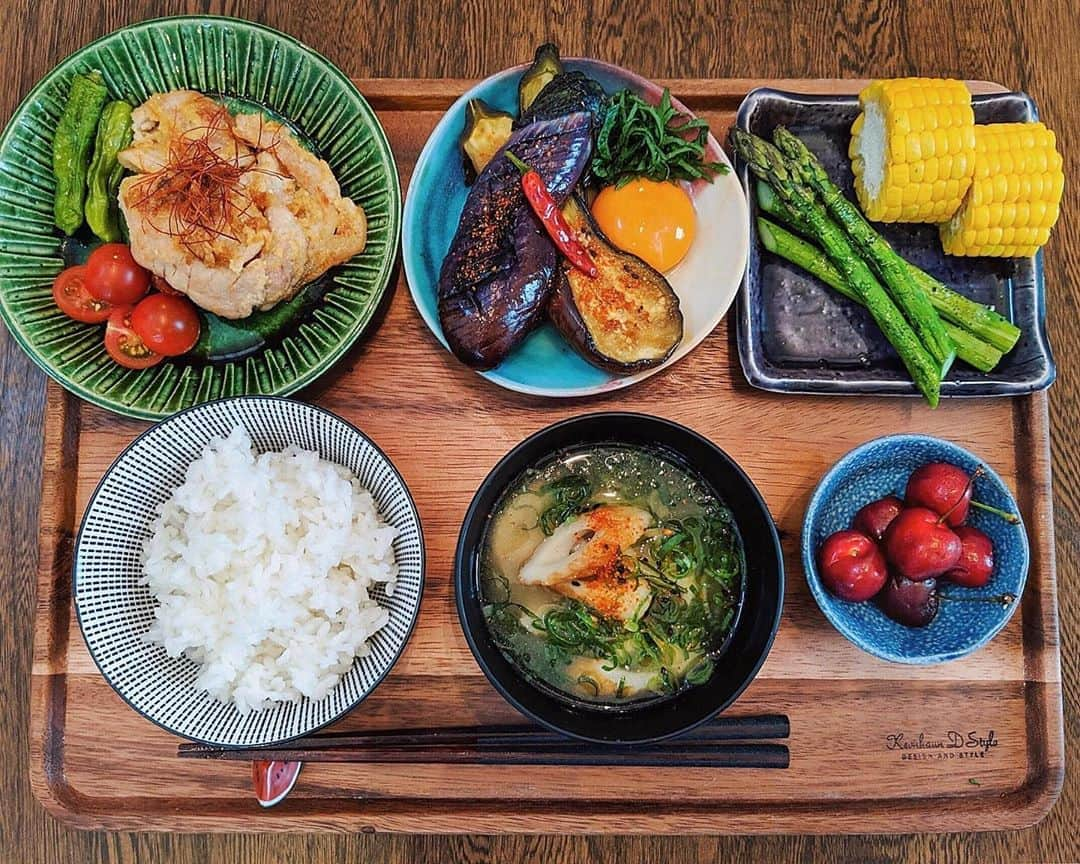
left=943, top=525, right=995, bottom=588
left=905, top=462, right=974, bottom=527
left=852, top=495, right=904, bottom=542
left=818, top=530, right=889, bottom=601
left=878, top=573, right=940, bottom=627
left=883, top=507, right=963, bottom=581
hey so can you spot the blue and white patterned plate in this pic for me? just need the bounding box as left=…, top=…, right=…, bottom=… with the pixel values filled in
left=801, top=434, right=1029, bottom=664
left=73, top=396, right=424, bottom=747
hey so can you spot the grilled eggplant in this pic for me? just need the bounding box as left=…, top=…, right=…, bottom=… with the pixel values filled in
left=518, top=44, right=564, bottom=113
left=549, top=196, right=683, bottom=373
left=438, top=112, right=593, bottom=369
left=516, top=71, right=608, bottom=129
left=460, top=98, right=513, bottom=178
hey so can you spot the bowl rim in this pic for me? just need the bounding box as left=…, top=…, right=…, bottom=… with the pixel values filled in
left=453, top=411, right=784, bottom=743
left=800, top=432, right=1030, bottom=665
left=72, top=394, right=426, bottom=747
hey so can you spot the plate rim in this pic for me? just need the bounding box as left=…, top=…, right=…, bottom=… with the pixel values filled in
left=0, top=14, right=403, bottom=421
left=71, top=394, right=427, bottom=747
left=733, top=85, right=1056, bottom=399
left=402, top=57, right=749, bottom=398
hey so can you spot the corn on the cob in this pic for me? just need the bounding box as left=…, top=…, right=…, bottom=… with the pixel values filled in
left=939, top=122, right=1065, bottom=257
left=850, top=78, right=977, bottom=223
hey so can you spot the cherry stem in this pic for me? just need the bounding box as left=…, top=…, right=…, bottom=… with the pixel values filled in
left=938, top=467, right=984, bottom=525
left=970, top=499, right=1021, bottom=524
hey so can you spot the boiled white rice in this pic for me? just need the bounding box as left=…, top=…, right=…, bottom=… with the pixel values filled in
left=141, top=425, right=398, bottom=714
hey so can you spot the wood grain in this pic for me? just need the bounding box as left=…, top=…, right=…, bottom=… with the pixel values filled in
left=24, top=79, right=1063, bottom=835
left=3, top=0, right=1079, bottom=862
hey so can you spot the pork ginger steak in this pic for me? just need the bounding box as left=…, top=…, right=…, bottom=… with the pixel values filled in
left=117, top=90, right=366, bottom=319
left=437, top=112, right=592, bottom=369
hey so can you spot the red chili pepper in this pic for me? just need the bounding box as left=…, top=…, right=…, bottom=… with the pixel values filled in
left=505, top=151, right=598, bottom=278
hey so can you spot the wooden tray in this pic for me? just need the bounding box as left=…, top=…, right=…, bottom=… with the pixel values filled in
left=29, top=78, right=1063, bottom=834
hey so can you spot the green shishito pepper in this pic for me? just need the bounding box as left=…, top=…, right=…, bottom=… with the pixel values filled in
left=85, top=100, right=133, bottom=242
left=52, top=71, right=108, bottom=235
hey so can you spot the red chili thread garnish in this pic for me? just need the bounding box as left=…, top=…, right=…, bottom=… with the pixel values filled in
left=126, top=105, right=285, bottom=258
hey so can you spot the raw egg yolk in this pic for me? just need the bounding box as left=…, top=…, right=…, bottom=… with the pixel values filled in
left=590, top=178, right=696, bottom=272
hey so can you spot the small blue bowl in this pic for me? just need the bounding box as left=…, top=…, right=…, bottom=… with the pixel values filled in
left=802, top=434, right=1029, bottom=664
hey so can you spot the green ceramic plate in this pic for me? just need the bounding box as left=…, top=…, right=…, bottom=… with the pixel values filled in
left=0, top=16, right=400, bottom=420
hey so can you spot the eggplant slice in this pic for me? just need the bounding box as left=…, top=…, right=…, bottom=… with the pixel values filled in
left=518, top=43, right=564, bottom=114
left=459, top=98, right=513, bottom=180
left=516, top=71, right=608, bottom=129
left=549, top=196, right=683, bottom=373
left=438, top=112, right=593, bottom=370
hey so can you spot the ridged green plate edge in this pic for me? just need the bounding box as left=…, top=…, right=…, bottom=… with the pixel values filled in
left=0, top=15, right=401, bottom=420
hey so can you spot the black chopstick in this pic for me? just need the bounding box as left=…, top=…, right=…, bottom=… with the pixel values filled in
left=182, top=742, right=789, bottom=769
left=178, top=714, right=790, bottom=769
left=179, top=714, right=788, bottom=755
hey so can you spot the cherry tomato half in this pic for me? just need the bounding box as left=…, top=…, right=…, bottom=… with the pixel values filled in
left=130, top=293, right=201, bottom=356
left=85, top=243, right=151, bottom=306
left=104, top=307, right=164, bottom=370
left=52, top=265, right=112, bottom=323
left=150, top=273, right=182, bottom=296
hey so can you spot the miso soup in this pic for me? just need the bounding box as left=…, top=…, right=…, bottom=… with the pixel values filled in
left=480, top=444, right=745, bottom=706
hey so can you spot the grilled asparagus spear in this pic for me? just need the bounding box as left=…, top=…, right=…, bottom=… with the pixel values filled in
left=771, top=126, right=955, bottom=375
left=754, top=179, right=1021, bottom=354
left=756, top=217, right=1002, bottom=373
left=731, top=129, right=941, bottom=407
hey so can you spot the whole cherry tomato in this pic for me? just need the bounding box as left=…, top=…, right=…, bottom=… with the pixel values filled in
left=85, top=243, right=150, bottom=306
left=130, top=293, right=201, bottom=356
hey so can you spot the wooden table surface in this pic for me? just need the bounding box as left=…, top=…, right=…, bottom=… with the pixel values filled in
left=1, top=0, right=1076, bottom=861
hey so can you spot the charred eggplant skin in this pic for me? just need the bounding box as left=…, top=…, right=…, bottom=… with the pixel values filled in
left=438, top=113, right=594, bottom=370
left=549, top=196, right=683, bottom=374
left=516, top=71, right=608, bottom=129
left=518, top=44, right=564, bottom=114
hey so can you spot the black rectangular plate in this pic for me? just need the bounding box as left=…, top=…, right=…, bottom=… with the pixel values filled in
left=734, top=88, right=1055, bottom=398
